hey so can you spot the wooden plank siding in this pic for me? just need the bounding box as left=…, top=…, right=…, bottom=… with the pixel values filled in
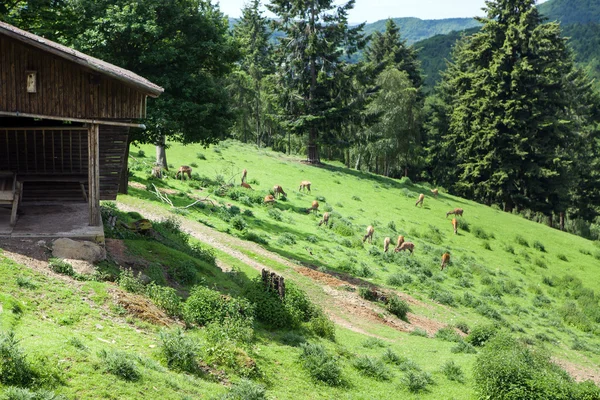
left=0, top=126, right=129, bottom=201
left=0, top=35, right=145, bottom=120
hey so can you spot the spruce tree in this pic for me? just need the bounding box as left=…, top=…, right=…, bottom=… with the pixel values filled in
left=431, top=0, right=598, bottom=216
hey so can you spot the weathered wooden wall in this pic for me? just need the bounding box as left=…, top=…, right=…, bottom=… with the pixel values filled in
left=0, top=126, right=129, bottom=201
left=0, top=35, right=146, bottom=120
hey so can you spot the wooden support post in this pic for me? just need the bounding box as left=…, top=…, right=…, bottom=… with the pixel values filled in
left=88, top=124, right=100, bottom=226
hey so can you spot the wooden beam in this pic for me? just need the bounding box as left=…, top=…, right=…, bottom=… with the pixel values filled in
left=88, top=124, right=100, bottom=226
left=0, top=111, right=145, bottom=128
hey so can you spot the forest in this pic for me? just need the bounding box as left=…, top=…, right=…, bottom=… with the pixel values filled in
left=1, top=0, right=599, bottom=241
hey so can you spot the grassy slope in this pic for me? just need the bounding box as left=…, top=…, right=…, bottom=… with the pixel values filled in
left=1, top=139, right=600, bottom=399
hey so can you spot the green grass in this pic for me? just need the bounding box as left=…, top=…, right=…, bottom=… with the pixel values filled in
left=2, top=139, right=600, bottom=399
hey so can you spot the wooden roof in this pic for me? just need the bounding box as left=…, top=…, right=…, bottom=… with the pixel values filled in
left=0, top=21, right=164, bottom=98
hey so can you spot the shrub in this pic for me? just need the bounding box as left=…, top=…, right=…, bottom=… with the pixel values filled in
left=352, top=195, right=361, bottom=201
left=98, top=349, right=140, bottom=381
left=1, top=387, right=66, bottom=400
left=305, top=235, right=318, bottom=243
left=358, top=286, right=378, bottom=302
left=455, top=321, right=470, bottom=334
left=472, top=226, right=490, bottom=240
left=434, top=327, right=462, bottom=342
left=169, top=260, right=197, bottom=285
left=466, top=324, right=498, bottom=346
left=353, top=356, right=391, bottom=381
left=196, top=153, right=206, bottom=160
left=387, top=221, right=397, bottom=231
left=386, top=295, right=410, bottom=320
left=158, top=328, right=200, bottom=374
left=299, top=343, right=343, bottom=386
left=473, top=333, right=579, bottom=400
left=16, top=276, right=37, bottom=289
left=189, top=242, right=216, bottom=265
left=387, top=273, right=413, bottom=287
left=145, top=283, right=182, bottom=317
left=244, top=231, right=269, bottom=245
left=362, top=338, right=386, bottom=349
left=222, top=379, right=267, bottom=400
left=533, top=240, right=546, bottom=252
left=429, top=289, right=455, bottom=307
left=557, top=254, right=568, bottom=262
left=482, top=241, right=492, bottom=251
left=280, top=332, right=306, bottom=347
left=0, top=332, right=35, bottom=386
left=230, top=215, right=247, bottom=231
left=381, top=348, right=402, bottom=365
left=515, top=235, right=529, bottom=247
left=410, top=328, right=428, bottom=337
left=401, top=370, right=434, bottom=393
left=118, top=268, right=145, bottom=294
left=309, top=312, right=336, bottom=341
left=183, top=286, right=254, bottom=327
left=267, top=208, right=283, bottom=221
left=441, top=360, right=465, bottom=383
left=534, top=258, right=548, bottom=269
left=331, top=221, right=354, bottom=237
left=48, top=258, right=74, bottom=277
left=277, top=233, right=297, bottom=246
left=451, top=341, right=477, bottom=354
left=457, top=219, right=470, bottom=232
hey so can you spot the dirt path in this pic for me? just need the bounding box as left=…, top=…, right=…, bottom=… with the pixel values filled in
left=116, top=200, right=445, bottom=337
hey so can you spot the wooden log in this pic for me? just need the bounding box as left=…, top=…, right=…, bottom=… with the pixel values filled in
left=88, top=124, right=100, bottom=226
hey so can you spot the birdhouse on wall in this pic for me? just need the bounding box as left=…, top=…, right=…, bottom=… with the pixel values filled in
left=26, top=71, right=37, bottom=93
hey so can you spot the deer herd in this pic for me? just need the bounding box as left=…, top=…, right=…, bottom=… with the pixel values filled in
left=174, top=164, right=465, bottom=272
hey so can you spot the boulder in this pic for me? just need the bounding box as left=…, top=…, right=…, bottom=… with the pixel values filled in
left=52, top=238, right=106, bottom=263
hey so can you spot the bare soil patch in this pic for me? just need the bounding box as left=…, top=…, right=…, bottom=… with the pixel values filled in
left=111, top=289, right=179, bottom=327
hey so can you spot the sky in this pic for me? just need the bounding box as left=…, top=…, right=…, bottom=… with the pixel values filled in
left=215, top=0, right=549, bottom=23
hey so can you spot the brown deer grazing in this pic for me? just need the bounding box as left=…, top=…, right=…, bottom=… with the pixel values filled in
left=176, top=165, right=192, bottom=180
left=394, top=235, right=405, bottom=251
left=452, top=218, right=458, bottom=234
left=151, top=165, right=163, bottom=179
left=307, top=200, right=319, bottom=214
left=441, top=252, right=451, bottom=270
left=241, top=182, right=253, bottom=190
left=415, top=193, right=425, bottom=207
left=363, top=225, right=374, bottom=243
left=299, top=180, right=312, bottom=193
left=397, top=241, right=415, bottom=254
left=318, top=212, right=330, bottom=227
left=273, top=185, right=287, bottom=198
left=264, top=194, right=275, bottom=205
left=446, top=208, right=464, bottom=218
left=241, top=169, right=247, bottom=183
left=431, top=188, right=439, bottom=198
left=384, top=237, right=391, bottom=252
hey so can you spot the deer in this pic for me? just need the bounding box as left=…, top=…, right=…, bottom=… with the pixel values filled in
left=363, top=225, right=374, bottom=243
left=299, top=180, right=312, bottom=193
left=318, top=212, right=330, bottom=227
left=397, top=241, right=415, bottom=254
left=176, top=165, right=192, bottom=180
left=431, top=188, right=439, bottom=198
left=394, top=235, right=405, bottom=251
left=307, top=200, right=319, bottom=214
left=415, top=193, right=425, bottom=207
left=151, top=165, right=163, bottom=179
left=241, top=182, right=253, bottom=190
left=264, top=194, right=275, bottom=205
left=384, top=237, right=391, bottom=252
left=273, top=185, right=287, bottom=198
left=446, top=208, right=464, bottom=218
left=241, top=169, right=247, bottom=184
left=441, top=252, right=451, bottom=270
left=452, top=218, right=458, bottom=234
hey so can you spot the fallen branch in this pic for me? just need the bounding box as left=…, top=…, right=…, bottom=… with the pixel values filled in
left=151, top=184, right=214, bottom=209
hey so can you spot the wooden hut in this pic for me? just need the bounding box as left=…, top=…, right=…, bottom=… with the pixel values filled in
left=0, top=21, right=163, bottom=227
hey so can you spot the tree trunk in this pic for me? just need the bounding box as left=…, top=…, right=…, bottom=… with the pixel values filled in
left=355, top=152, right=361, bottom=170
left=118, top=135, right=131, bottom=195
left=306, top=3, right=319, bottom=164
left=156, top=135, right=168, bottom=171
left=307, top=127, right=319, bottom=164
left=404, top=167, right=408, bottom=178
left=547, top=214, right=553, bottom=228
left=559, top=212, right=565, bottom=231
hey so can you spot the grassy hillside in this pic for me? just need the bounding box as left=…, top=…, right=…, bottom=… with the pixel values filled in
left=2, top=140, right=600, bottom=399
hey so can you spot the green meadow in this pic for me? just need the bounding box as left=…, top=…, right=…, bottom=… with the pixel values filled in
left=1, top=139, right=600, bottom=399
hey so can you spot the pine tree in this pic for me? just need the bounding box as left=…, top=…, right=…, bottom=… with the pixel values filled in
left=431, top=0, right=598, bottom=216
left=267, top=0, right=367, bottom=163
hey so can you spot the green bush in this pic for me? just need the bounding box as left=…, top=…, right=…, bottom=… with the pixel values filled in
left=145, top=283, right=182, bottom=317
left=352, top=356, right=391, bottom=381
left=473, top=333, right=581, bottom=400
left=183, top=286, right=254, bottom=327
left=244, top=231, right=269, bottom=245
left=386, top=295, right=410, bottom=320
left=434, top=327, right=462, bottom=342
left=472, top=226, right=490, bottom=240
left=358, top=286, right=378, bottom=301
left=387, top=273, right=413, bottom=286
left=0, top=332, right=35, bottom=386
left=299, top=343, right=343, bottom=386
left=429, top=289, right=455, bottom=306
left=190, top=242, right=217, bottom=265
left=457, top=219, right=470, bottom=232
left=362, top=338, right=386, bottom=349
left=169, top=260, right=197, bottom=285
left=0, top=387, right=66, bottom=400
left=466, top=324, right=498, bottom=346
left=277, top=233, right=297, bottom=246
left=401, top=370, right=434, bottom=393
left=309, top=312, right=336, bottom=341
left=455, top=321, right=470, bottom=334
left=331, top=220, right=354, bottom=237
left=515, top=235, right=529, bottom=247
left=222, top=379, right=267, bottom=400
left=267, top=208, right=283, bottom=221
left=410, top=328, right=428, bottom=337
left=158, top=328, right=200, bottom=374
left=48, top=258, right=74, bottom=277
left=15, top=276, right=37, bottom=289
left=451, top=341, right=477, bottom=354
left=533, top=240, right=546, bottom=252
left=98, top=349, right=140, bottom=381
left=441, top=360, right=464, bottom=383
left=118, top=269, right=145, bottom=294
left=230, top=215, right=247, bottom=231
